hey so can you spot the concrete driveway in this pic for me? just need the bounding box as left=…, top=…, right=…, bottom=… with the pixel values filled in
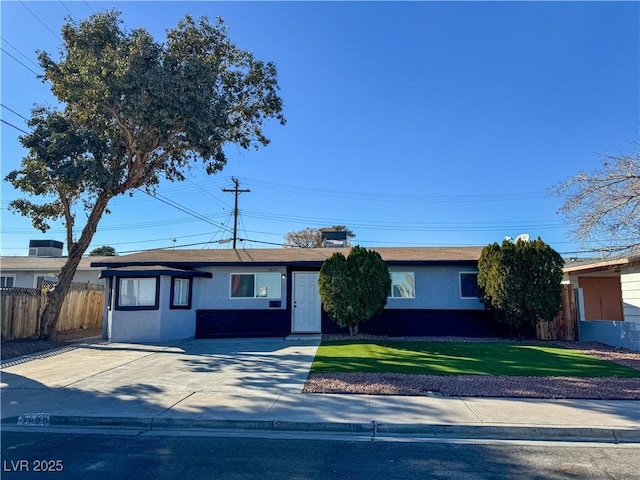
left=1, top=337, right=320, bottom=421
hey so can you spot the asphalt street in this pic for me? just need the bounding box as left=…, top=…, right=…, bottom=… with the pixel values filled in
left=2, top=430, right=639, bottom=480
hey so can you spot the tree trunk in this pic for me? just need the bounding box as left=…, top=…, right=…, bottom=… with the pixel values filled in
left=39, top=195, right=110, bottom=339
left=39, top=252, right=83, bottom=339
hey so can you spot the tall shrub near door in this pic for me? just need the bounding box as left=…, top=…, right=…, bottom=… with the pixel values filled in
left=319, top=246, right=391, bottom=335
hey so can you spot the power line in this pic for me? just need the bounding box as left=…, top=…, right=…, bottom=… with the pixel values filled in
left=107, top=177, right=231, bottom=207
left=238, top=176, right=550, bottom=204
left=237, top=238, right=288, bottom=247
left=117, top=240, right=228, bottom=254
left=117, top=238, right=636, bottom=255
left=239, top=209, right=566, bottom=233
left=1, top=36, right=42, bottom=70
left=91, top=231, right=222, bottom=248
left=1, top=214, right=227, bottom=234
left=238, top=214, right=253, bottom=248
left=1, top=196, right=567, bottom=237
left=20, top=1, right=62, bottom=42
left=2, top=208, right=563, bottom=236
left=202, top=213, right=234, bottom=249
left=83, top=226, right=289, bottom=251
left=83, top=1, right=95, bottom=14
left=1, top=118, right=29, bottom=135
left=116, top=236, right=290, bottom=254
left=95, top=223, right=283, bottom=251
left=1, top=47, right=42, bottom=77
left=1, top=104, right=29, bottom=122
left=186, top=178, right=232, bottom=210
left=58, top=1, right=77, bottom=20
left=138, top=188, right=235, bottom=236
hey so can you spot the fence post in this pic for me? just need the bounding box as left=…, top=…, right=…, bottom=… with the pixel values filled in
left=565, top=284, right=578, bottom=340
left=536, top=284, right=576, bottom=341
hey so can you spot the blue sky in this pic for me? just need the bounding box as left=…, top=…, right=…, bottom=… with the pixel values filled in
left=1, top=1, right=638, bottom=257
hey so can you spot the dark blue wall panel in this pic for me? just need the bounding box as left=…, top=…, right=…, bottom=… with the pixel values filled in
left=322, top=309, right=501, bottom=337
left=196, top=309, right=290, bottom=338
left=196, top=308, right=500, bottom=338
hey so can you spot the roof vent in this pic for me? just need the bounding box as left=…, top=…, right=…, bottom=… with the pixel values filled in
left=321, top=230, right=348, bottom=248
left=28, top=240, right=64, bottom=257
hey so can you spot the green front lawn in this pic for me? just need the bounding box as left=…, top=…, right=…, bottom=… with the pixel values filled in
left=311, top=340, right=640, bottom=378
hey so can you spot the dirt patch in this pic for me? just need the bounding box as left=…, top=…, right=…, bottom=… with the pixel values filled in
left=304, top=337, right=640, bottom=399
left=1, top=328, right=102, bottom=361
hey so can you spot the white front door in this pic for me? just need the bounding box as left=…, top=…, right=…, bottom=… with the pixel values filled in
left=292, top=272, right=321, bottom=333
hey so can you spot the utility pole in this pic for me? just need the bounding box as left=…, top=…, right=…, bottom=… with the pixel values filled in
left=222, top=177, right=250, bottom=249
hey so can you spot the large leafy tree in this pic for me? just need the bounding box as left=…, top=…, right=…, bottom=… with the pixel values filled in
left=477, top=238, right=564, bottom=338
left=5, top=11, right=285, bottom=338
left=284, top=225, right=355, bottom=248
left=551, top=151, right=640, bottom=256
left=318, top=246, right=391, bottom=335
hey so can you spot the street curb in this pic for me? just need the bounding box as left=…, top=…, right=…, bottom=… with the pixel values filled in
left=374, top=423, right=640, bottom=442
left=3, top=414, right=639, bottom=443
left=1, top=415, right=371, bottom=434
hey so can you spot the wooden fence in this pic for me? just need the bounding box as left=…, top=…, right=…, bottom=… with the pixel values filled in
left=536, top=284, right=578, bottom=341
left=0, top=283, right=104, bottom=340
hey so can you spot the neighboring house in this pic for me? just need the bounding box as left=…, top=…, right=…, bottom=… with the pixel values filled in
left=0, top=256, right=110, bottom=288
left=91, top=246, right=495, bottom=343
left=563, top=256, right=640, bottom=351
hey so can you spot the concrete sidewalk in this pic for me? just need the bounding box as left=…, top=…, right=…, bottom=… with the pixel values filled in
left=1, top=338, right=639, bottom=442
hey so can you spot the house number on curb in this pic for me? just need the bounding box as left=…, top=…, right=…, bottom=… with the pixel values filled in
left=17, top=413, right=50, bottom=426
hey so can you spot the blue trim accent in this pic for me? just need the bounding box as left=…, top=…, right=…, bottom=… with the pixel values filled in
left=101, top=269, right=211, bottom=279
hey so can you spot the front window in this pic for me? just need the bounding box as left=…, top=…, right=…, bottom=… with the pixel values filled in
left=230, top=273, right=282, bottom=299
left=171, top=277, right=191, bottom=309
left=460, top=272, right=479, bottom=298
left=118, top=277, right=159, bottom=309
left=0, top=276, right=15, bottom=287
left=389, top=272, right=415, bottom=298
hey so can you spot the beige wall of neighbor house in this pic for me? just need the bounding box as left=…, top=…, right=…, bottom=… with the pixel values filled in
left=0, top=256, right=109, bottom=288
left=621, top=263, right=640, bottom=325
